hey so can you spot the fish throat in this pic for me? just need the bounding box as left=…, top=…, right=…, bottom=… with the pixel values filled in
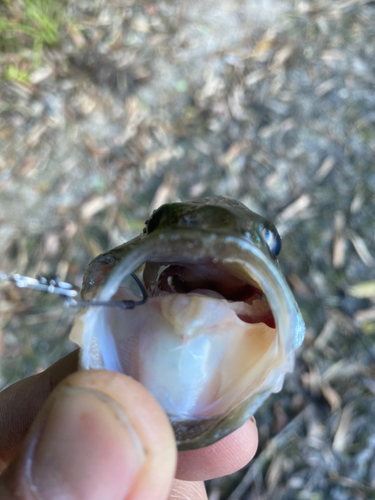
left=143, top=259, right=276, bottom=328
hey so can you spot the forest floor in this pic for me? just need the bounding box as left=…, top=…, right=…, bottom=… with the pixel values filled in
left=1, top=0, right=375, bottom=498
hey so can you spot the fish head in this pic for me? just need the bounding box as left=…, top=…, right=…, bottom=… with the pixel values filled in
left=71, top=197, right=305, bottom=450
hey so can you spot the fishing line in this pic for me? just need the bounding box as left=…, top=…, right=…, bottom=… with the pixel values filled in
left=0, top=271, right=147, bottom=310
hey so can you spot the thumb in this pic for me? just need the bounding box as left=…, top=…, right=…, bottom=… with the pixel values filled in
left=0, top=370, right=177, bottom=500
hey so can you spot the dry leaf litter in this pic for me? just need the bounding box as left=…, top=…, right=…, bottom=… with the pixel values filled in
left=0, top=1, right=375, bottom=499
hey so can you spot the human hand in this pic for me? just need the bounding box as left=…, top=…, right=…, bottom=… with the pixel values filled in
left=0, top=350, right=258, bottom=500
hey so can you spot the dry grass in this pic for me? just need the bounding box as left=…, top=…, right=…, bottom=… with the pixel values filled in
left=0, top=0, right=375, bottom=498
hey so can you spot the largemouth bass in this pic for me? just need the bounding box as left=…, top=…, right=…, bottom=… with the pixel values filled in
left=70, top=196, right=305, bottom=450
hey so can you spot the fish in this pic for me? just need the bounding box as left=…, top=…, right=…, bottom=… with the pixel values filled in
left=69, top=196, right=305, bottom=450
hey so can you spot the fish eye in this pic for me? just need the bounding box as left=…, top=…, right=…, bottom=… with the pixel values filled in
left=262, top=227, right=282, bottom=259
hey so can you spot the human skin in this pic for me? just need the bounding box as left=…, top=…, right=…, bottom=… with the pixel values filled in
left=0, top=350, right=258, bottom=500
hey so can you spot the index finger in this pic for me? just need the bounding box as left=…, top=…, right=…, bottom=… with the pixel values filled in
left=0, top=350, right=79, bottom=470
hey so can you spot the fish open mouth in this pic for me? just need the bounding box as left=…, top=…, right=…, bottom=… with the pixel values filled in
left=142, top=259, right=276, bottom=328
left=102, top=256, right=278, bottom=419
left=72, top=230, right=301, bottom=449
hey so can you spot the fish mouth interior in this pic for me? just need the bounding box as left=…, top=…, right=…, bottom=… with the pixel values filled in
left=94, top=254, right=280, bottom=421
left=140, top=259, right=276, bottom=328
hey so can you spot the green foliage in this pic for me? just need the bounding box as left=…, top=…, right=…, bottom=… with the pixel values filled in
left=4, top=62, right=30, bottom=82
left=0, top=0, right=66, bottom=77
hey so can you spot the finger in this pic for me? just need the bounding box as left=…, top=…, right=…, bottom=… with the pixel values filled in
left=0, top=350, right=79, bottom=469
left=176, top=417, right=258, bottom=481
left=0, top=350, right=258, bottom=482
left=169, top=480, right=208, bottom=500
left=0, top=370, right=177, bottom=500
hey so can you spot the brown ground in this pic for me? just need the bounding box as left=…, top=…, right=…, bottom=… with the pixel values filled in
left=1, top=1, right=375, bottom=498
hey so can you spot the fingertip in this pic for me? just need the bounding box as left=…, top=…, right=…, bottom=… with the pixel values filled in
left=169, top=479, right=208, bottom=500
left=176, top=418, right=258, bottom=481
left=53, top=370, right=178, bottom=500
left=0, top=370, right=177, bottom=500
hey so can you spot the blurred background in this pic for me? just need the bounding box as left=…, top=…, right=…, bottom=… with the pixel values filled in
left=0, top=0, right=375, bottom=498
